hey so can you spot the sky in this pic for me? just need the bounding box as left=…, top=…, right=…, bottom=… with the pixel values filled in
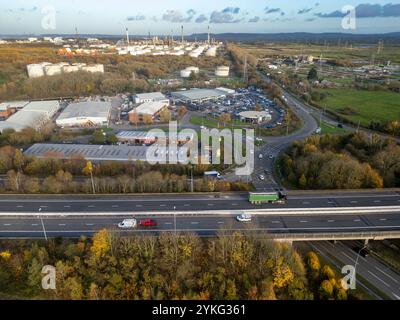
left=0, top=0, right=400, bottom=35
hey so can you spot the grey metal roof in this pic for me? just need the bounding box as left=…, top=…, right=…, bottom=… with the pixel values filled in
left=171, top=88, right=228, bottom=101
left=57, top=101, right=111, bottom=120
left=24, top=143, right=189, bottom=163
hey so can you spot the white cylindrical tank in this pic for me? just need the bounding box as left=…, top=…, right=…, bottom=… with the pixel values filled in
left=180, top=69, right=192, bottom=78
left=186, top=66, right=199, bottom=74
left=27, top=64, right=45, bottom=78
left=215, top=66, right=230, bottom=77
left=44, top=65, right=62, bottom=76
left=205, top=47, right=217, bottom=57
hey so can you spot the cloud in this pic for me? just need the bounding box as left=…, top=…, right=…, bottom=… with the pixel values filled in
left=265, top=7, right=281, bottom=14
left=187, top=9, right=196, bottom=16
left=222, top=7, right=240, bottom=14
left=316, top=3, right=400, bottom=18
left=162, top=10, right=193, bottom=23
left=127, top=15, right=146, bottom=21
left=210, top=10, right=243, bottom=23
left=5, top=6, right=38, bottom=13
left=248, top=16, right=260, bottom=23
left=305, top=18, right=316, bottom=22
left=298, top=8, right=313, bottom=15
left=195, top=14, right=208, bottom=23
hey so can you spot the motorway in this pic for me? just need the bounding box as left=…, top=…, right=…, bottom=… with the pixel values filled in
left=0, top=192, right=400, bottom=238
left=309, top=241, right=400, bottom=300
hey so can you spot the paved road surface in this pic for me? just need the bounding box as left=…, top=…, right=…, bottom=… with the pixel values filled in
left=0, top=192, right=399, bottom=213
left=309, top=240, right=400, bottom=300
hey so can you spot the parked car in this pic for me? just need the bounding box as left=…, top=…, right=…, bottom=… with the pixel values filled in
left=258, top=175, right=265, bottom=181
left=118, top=218, right=137, bottom=229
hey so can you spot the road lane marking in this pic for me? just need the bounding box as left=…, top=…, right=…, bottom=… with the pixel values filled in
left=380, top=218, right=387, bottom=221
left=272, top=221, right=280, bottom=224
left=302, top=202, right=310, bottom=205
left=217, top=221, right=224, bottom=224
left=31, top=224, right=39, bottom=226
left=208, top=204, right=214, bottom=206
left=112, top=205, right=119, bottom=208
left=374, top=200, right=381, bottom=203
left=136, top=205, right=143, bottom=207
left=86, top=224, right=94, bottom=226
left=64, top=205, right=71, bottom=208
left=40, top=206, right=48, bottom=208
left=88, top=205, right=95, bottom=208
left=17, top=205, right=24, bottom=208
left=328, top=220, right=335, bottom=223
left=160, top=204, right=167, bottom=207
left=3, top=224, right=11, bottom=226
left=300, top=220, right=308, bottom=223
left=183, top=204, right=190, bottom=207
left=350, top=201, right=358, bottom=204
left=164, top=222, right=172, bottom=225
left=191, top=222, right=199, bottom=225
left=354, top=219, right=361, bottom=222
left=232, top=203, right=238, bottom=206
left=58, top=224, right=66, bottom=226
left=375, top=267, right=399, bottom=284
left=368, top=271, right=391, bottom=287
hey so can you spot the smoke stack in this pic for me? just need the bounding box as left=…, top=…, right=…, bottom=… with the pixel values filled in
left=208, top=25, right=211, bottom=45
left=125, top=27, right=130, bottom=46
left=181, top=25, right=184, bottom=44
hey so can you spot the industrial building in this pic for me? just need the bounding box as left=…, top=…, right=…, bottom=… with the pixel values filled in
left=239, top=111, right=272, bottom=124
left=215, top=66, right=230, bottom=77
left=0, top=101, right=29, bottom=120
left=180, top=66, right=200, bottom=78
left=116, top=131, right=194, bottom=146
left=56, top=101, right=112, bottom=128
left=171, top=88, right=234, bottom=103
left=24, top=143, right=190, bottom=163
left=134, top=92, right=169, bottom=104
left=129, top=101, right=169, bottom=123
left=27, top=62, right=104, bottom=78
left=0, top=100, right=60, bottom=132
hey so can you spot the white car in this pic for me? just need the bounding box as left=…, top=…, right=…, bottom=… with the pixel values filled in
left=236, top=213, right=252, bottom=222
left=269, top=155, right=274, bottom=159
left=258, top=154, right=263, bottom=159
left=258, top=175, right=265, bottom=181
left=118, top=218, right=137, bottom=229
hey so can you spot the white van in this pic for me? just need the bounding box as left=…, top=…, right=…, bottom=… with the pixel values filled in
left=118, top=218, right=137, bottom=229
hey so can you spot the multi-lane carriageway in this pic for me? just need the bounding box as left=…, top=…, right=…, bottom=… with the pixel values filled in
left=0, top=191, right=400, bottom=238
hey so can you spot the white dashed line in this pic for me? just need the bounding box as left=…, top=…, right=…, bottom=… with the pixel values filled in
left=58, top=224, right=66, bottom=226
left=86, top=224, right=94, bottom=226
left=368, top=271, right=391, bottom=288
left=380, top=218, right=387, bottom=221
left=272, top=221, right=280, bottom=224
left=112, top=205, right=119, bottom=208
left=88, top=205, right=95, bottom=208
left=217, top=221, right=224, bottom=224
left=300, top=220, right=308, bottom=223
left=328, top=220, right=335, bottom=223
left=3, top=224, right=11, bottom=226
left=31, top=224, right=39, bottom=226
left=64, top=205, right=71, bottom=208
left=164, top=222, right=172, bottom=225
left=354, top=219, right=361, bottom=222
left=17, top=205, right=24, bottom=208
left=191, top=222, right=199, bottom=225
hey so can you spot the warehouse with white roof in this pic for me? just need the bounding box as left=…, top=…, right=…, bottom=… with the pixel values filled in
left=134, top=92, right=169, bottom=104
left=56, top=101, right=112, bottom=128
left=0, top=100, right=60, bottom=133
left=129, top=101, right=169, bottom=123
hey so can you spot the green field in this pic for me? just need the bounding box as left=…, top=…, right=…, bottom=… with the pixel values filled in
left=320, top=121, right=348, bottom=135
left=316, top=88, right=400, bottom=126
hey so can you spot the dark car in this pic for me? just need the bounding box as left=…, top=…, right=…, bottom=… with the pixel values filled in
left=337, top=123, right=344, bottom=128
left=351, top=246, right=369, bottom=257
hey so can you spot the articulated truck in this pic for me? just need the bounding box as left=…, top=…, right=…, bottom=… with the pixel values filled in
left=248, top=191, right=287, bottom=204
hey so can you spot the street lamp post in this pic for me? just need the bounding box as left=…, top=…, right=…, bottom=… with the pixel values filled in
left=173, top=206, right=177, bottom=233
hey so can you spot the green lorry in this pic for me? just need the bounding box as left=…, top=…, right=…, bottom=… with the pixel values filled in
left=248, top=191, right=287, bottom=204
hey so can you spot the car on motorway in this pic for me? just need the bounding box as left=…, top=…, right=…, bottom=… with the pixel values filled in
left=337, top=123, right=344, bottom=128
left=258, top=175, right=265, bottom=181
left=139, top=219, right=158, bottom=227
left=236, top=213, right=252, bottom=222
left=118, top=218, right=137, bottom=229
left=269, top=155, right=274, bottom=159
left=258, top=154, right=263, bottom=159
left=352, top=246, right=370, bottom=257
left=264, top=169, right=269, bottom=174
